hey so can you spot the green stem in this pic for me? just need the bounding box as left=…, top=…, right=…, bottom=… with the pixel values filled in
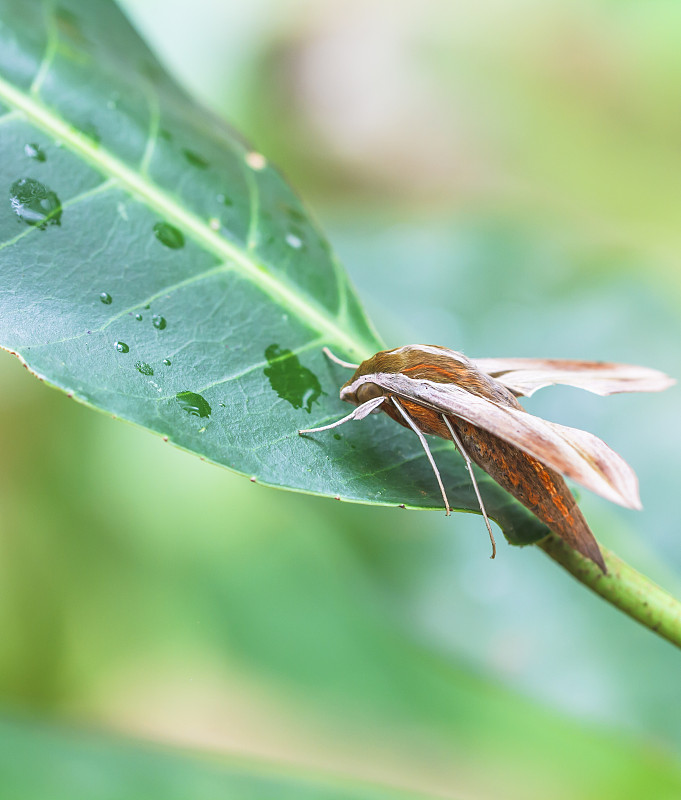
left=538, top=534, right=681, bottom=649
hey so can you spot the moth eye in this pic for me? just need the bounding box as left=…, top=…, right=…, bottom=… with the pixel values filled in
left=356, top=382, right=383, bottom=404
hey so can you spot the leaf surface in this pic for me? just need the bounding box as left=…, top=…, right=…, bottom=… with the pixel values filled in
left=0, top=0, right=548, bottom=545
left=0, top=716, right=440, bottom=800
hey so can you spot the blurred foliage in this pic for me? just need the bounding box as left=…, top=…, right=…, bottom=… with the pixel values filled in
left=0, top=716, right=443, bottom=800
left=1, top=0, right=681, bottom=798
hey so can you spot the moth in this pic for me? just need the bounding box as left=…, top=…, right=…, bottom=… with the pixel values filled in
left=299, top=345, right=674, bottom=572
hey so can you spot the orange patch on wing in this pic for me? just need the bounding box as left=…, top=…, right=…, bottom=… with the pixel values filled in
left=535, top=463, right=571, bottom=518
left=403, top=363, right=456, bottom=379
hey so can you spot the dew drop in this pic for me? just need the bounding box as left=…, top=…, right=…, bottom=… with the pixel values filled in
left=134, top=313, right=143, bottom=321
left=162, top=358, right=171, bottom=366
left=285, top=233, right=303, bottom=249
left=175, top=391, right=211, bottom=418
left=217, top=193, right=233, bottom=206
left=209, top=217, right=220, bottom=231
left=153, top=221, right=184, bottom=249
left=333, top=433, right=342, bottom=440
left=151, top=314, right=166, bottom=330
left=135, top=361, right=154, bottom=375
left=286, top=206, right=306, bottom=223
left=9, top=178, right=62, bottom=228
left=24, top=143, right=46, bottom=162
left=99, top=291, right=112, bottom=305
left=182, top=149, right=209, bottom=169
left=263, top=344, right=323, bottom=412
left=114, top=341, right=129, bottom=353
left=245, top=151, right=267, bottom=170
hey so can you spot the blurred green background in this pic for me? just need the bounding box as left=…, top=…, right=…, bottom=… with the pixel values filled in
left=2, top=1, right=681, bottom=797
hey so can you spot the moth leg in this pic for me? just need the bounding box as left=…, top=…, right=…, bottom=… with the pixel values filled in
left=322, top=347, right=360, bottom=370
left=442, top=414, right=497, bottom=560
left=298, top=395, right=385, bottom=435
left=391, top=397, right=452, bottom=515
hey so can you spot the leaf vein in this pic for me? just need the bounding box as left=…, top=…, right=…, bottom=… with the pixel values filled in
left=157, top=337, right=326, bottom=400
left=0, top=73, right=374, bottom=358
left=30, top=0, right=59, bottom=96
left=20, top=260, right=229, bottom=349
left=139, top=81, right=160, bottom=175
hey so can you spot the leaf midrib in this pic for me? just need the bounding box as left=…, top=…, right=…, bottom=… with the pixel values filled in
left=0, top=72, right=374, bottom=360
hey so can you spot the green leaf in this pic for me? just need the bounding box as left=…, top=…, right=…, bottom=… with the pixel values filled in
left=0, top=716, right=440, bottom=800
left=0, top=0, right=547, bottom=545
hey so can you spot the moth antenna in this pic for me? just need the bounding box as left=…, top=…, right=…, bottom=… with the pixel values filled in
left=391, top=397, right=452, bottom=515
left=298, top=396, right=385, bottom=435
left=442, top=414, right=497, bottom=560
left=322, top=347, right=359, bottom=370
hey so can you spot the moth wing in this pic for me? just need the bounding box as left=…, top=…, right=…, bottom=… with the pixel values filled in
left=542, top=419, right=641, bottom=511
left=372, top=374, right=641, bottom=510
left=473, top=357, right=675, bottom=397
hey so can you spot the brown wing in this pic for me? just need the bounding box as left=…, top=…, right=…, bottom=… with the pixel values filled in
left=451, top=418, right=606, bottom=571
left=473, top=357, right=675, bottom=397
left=361, top=372, right=642, bottom=510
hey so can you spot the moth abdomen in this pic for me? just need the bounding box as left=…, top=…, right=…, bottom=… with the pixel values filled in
left=382, top=398, right=449, bottom=438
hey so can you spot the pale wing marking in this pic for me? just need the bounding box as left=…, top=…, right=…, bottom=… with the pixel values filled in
left=473, top=357, right=675, bottom=397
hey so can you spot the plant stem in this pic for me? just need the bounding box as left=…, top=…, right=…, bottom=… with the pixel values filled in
left=538, top=534, right=681, bottom=650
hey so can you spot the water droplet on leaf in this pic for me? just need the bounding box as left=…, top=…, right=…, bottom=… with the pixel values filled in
left=151, top=314, right=166, bottom=330
left=285, top=206, right=306, bottom=223
left=217, top=193, right=233, bottom=206
left=245, top=151, right=267, bottom=170
left=263, top=344, right=323, bottom=413
left=99, top=291, right=112, bottom=305
left=162, top=358, right=171, bottom=366
left=134, top=313, right=143, bottom=321
left=176, top=391, right=211, bottom=418
left=114, top=341, right=129, bottom=353
left=9, top=178, right=62, bottom=228
left=182, top=149, right=209, bottom=169
left=153, top=222, right=184, bottom=249
left=285, top=233, right=303, bottom=249
left=135, top=361, right=154, bottom=375
left=24, top=143, right=46, bottom=162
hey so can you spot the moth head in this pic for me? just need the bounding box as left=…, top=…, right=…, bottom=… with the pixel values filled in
left=340, top=376, right=384, bottom=408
